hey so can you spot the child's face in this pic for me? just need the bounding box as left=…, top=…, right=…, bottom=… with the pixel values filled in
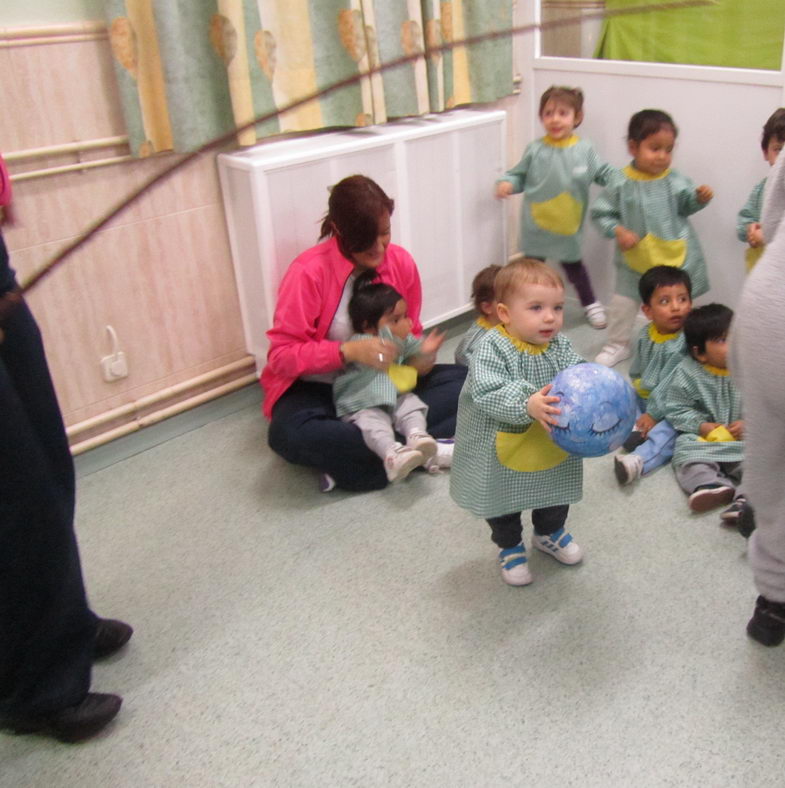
left=641, top=283, right=692, bottom=334
left=497, top=283, right=564, bottom=345
left=351, top=211, right=392, bottom=270
left=629, top=129, right=675, bottom=176
left=764, top=137, right=784, bottom=167
left=694, top=335, right=728, bottom=369
left=540, top=100, right=580, bottom=141
left=377, top=298, right=412, bottom=340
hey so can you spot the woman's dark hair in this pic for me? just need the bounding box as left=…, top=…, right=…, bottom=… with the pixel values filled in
left=684, top=303, right=733, bottom=358
left=638, top=265, right=692, bottom=305
left=761, top=108, right=785, bottom=151
left=348, top=275, right=403, bottom=333
left=319, top=175, right=395, bottom=259
left=471, top=264, right=503, bottom=312
left=628, top=109, right=678, bottom=143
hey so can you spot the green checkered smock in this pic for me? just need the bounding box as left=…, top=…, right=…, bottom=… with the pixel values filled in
left=454, top=318, right=492, bottom=366
left=737, top=178, right=765, bottom=242
left=629, top=323, right=686, bottom=422
left=333, top=332, right=422, bottom=418
left=590, top=165, right=710, bottom=300
left=664, top=356, right=744, bottom=468
left=450, top=326, right=585, bottom=518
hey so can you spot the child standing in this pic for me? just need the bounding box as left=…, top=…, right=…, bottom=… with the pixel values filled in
left=454, top=264, right=502, bottom=366
left=450, top=259, right=585, bottom=586
left=591, top=109, right=713, bottom=367
left=664, top=304, right=745, bottom=517
left=614, top=266, right=692, bottom=485
left=496, top=86, right=611, bottom=330
left=737, top=108, right=785, bottom=271
left=333, top=279, right=442, bottom=483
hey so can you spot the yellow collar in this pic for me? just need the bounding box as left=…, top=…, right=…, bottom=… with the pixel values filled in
left=475, top=316, right=496, bottom=331
left=648, top=323, right=680, bottom=343
left=703, top=363, right=729, bottom=376
left=623, top=163, right=670, bottom=182
left=497, top=324, right=549, bottom=354
left=543, top=134, right=578, bottom=148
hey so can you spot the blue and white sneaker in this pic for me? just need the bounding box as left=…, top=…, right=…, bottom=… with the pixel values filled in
left=498, top=544, right=533, bottom=586
left=533, top=528, right=583, bottom=565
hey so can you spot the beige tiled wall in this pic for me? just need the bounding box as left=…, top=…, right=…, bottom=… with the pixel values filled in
left=1, top=29, right=250, bottom=435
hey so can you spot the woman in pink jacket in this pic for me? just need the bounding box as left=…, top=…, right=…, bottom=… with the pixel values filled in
left=262, top=175, right=466, bottom=491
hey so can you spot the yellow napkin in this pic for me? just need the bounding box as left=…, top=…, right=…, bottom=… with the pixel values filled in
left=387, top=363, right=418, bottom=393
left=623, top=233, right=686, bottom=274
left=698, top=425, right=735, bottom=443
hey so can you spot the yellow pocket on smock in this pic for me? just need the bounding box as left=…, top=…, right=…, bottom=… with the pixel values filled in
left=745, top=245, right=764, bottom=272
left=387, top=363, right=418, bottom=393
left=496, top=422, right=568, bottom=472
left=622, top=233, right=686, bottom=274
left=698, top=425, right=736, bottom=443
left=530, top=191, right=583, bottom=236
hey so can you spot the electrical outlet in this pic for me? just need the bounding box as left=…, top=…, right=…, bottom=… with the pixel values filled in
left=100, top=351, right=128, bottom=382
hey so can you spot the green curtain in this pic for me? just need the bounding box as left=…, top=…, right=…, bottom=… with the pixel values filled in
left=104, top=0, right=513, bottom=156
left=595, top=0, right=785, bottom=70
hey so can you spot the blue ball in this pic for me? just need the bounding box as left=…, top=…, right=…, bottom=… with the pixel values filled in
left=549, top=363, right=637, bottom=458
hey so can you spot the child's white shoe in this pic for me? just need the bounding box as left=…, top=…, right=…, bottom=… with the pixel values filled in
left=498, top=544, right=532, bottom=586
left=594, top=342, right=631, bottom=367
left=584, top=301, right=608, bottom=329
left=406, top=430, right=438, bottom=464
left=424, top=439, right=454, bottom=473
left=533, top=528, right=583, bottom=565
left=384, top=442, right=425, bottom=483
left=614, top=453, right=643, bottom=485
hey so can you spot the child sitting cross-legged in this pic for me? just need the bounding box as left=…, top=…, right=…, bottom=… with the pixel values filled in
left=614, top=265, right=692, bottom=485
left=333, top=276, right=446, bottom=483
left=663, top=304, right=746, bottom=520
left=450, top=259, right=585, bottom=586
left=455, top=264, right=502, bottom=366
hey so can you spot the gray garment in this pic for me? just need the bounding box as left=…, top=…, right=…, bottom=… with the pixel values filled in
left=606, top=292, right=640, bottom=347
left=674, top=460, right=742, bottom=497
left=342, top=393, right=428, bottom=459
left=732, top=147, right=785, bottom=602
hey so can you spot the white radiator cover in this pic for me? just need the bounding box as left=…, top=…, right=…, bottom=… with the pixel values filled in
left=218, top=109, right=507, bottom=368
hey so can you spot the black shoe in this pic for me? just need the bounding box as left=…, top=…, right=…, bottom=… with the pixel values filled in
left=5, top=693, right=122, bottom=743
left=747, top=595, right=785, bottom=646
left=622, top=430, right=645, bottom=452
left=94, top=618, right=133, bottom=659
left=738, top=503, right=756, bottom=539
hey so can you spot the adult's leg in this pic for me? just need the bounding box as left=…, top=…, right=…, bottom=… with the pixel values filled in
left=414, top=364, right=467, bottom=438
left=560, top=260, right=596, bottom=306
left=0, top=299, right=97, bottom=720
left=268, top=381, right=387, bottom=491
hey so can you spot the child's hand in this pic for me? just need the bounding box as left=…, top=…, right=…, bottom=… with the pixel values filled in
left=420, top=328, right=446, bottom=357
left=526, top=383, right=561, bottom=432
left=727, top=420, right=744, bottom=440
left=495, top=181, right=514, bottom=199
left=747, top=222, right=764, bottom=247
left=696, top=185, right=713, bottom=204
left=635, top=413, right=657, bottom=438
left=615, top=225, right=639, bottom=251
left=698, top=421, right=721, bottom=438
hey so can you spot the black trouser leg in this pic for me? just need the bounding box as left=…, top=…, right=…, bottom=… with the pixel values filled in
left=486, top=512, right=524, bottom=549
left=531, top=504, right=570, bottom=536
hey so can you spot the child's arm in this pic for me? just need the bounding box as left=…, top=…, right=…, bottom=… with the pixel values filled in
left=737, top=180, right=765, bottom=245
left=675, top=173, right=712, bottom=216
left=662, top=365, right=713, bottom=435
left=590, top=184, right=639, bottom=249
left=405, top=329, right=445, bottom=375
left=495, top=144, right=534, bottom=198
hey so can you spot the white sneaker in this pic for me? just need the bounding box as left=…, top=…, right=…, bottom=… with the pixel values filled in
left=584, top=301, right=608, bottom=329
left=498, top=544, right=533, bottom=586
left=595, top=343, right=631, bottom=367
left=533, top=528, right=584, bottom=565
left=406, top=430, right=438, bottom=464
left=614, top=453, right=643, bottom=485
left=384, top=442, right=425, bottom=483
left=688, top=485, right=735, bottom=513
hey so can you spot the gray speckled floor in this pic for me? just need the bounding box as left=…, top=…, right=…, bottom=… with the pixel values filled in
left=2, top=302, right=782, bottom=788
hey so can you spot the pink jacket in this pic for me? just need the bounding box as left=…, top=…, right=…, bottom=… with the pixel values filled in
left=261, top=236, right=423, bottom=419
left=0, top=155, right=12, bottom=207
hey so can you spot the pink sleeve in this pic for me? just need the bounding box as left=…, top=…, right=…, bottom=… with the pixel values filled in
left=265, top=258, right=343, bottom=379
left=387, top=246, right=423, bottom=335
left=0, top=155, right=12, bottom=207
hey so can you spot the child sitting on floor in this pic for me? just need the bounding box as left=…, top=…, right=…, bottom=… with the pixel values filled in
left=455, top=264, right=502, bottom=366
left=450, top=259, right=585, bottom=586
left=663, top=304, right=746, bottom=520
left=333, top=278, right=444, bottom=483
left=614, top=266, right=692, bottom=485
